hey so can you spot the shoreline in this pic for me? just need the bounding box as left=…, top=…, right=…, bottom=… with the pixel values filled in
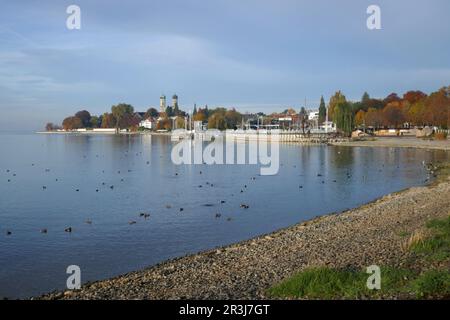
left=36, top=131, right=450, bottom=150
left=36, top=140, right=450, bottom=300
left=331, top=136, right=450, bottom=151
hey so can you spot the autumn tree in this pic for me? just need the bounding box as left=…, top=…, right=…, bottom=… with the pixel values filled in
left=406, top=100, right=426, bottom=126
left=207, top=112, right=226, bottom=130
left=156, top=116, right=172, bottom=130
left=62, top=116, right=83, bottom=130
left=175, top=116, right=185, bottom=129
left=101, top=112, right=116, bottom=128
left=120, top=113, right=140, bottom=129
left=403, top=91, right=427, bottom=105
left=423, top=87, right=450, bottom=128
left=111, top=103, right=134, bottom=131
left=383, top=93, right=401, bottom=106
left=354, top=110, right=366, bottom=128
left=193, top=110, right=207, bottom=122
left=365, top=108, right=383, bottom=129
left=383, top=102, right=406, bottom=128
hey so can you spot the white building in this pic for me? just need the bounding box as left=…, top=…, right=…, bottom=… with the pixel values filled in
left=194, top=120, right=205, bottom=132
left=308, top=111, right=319, bottom=121
left=319, top=121, right=336, bottom=132
left=139, top=118, right=155, bottom=129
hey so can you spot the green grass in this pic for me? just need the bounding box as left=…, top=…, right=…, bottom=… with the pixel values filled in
left=411, top=270, right=450, bottom=299
left=267, top=267, right=415, bottom=299
left=268, top=216, right=450, bottom=299
left=411, top=216, right=450, bottom=262
left=398, top=231, right=409, bottom=237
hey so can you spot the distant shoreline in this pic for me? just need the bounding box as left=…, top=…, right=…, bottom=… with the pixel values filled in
left=36, top=131, right=172, bottom=136
left=331, top=136, right=450, bottom=151
left=36, top=131, right=450, bottom=151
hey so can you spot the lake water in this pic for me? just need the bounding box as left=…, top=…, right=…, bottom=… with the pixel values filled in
left=0, top=132, right=448, bottom=298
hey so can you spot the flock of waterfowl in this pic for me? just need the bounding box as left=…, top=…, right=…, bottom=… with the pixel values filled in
left=2, top=148, right=437, bottom=237
left=2, top=150, right=256, bottom=237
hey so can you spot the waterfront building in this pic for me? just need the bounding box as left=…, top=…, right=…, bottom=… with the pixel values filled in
left=139, top=118, right=156, bottom=129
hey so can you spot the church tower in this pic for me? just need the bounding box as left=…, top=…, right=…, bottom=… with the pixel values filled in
left=172, top=94, right=178, bottom=109
left=160, top=94, right=166, bottom=113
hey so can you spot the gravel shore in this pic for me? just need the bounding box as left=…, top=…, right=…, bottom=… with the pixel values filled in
left=39, top=173, right=450, bottom=300
left=332, top=136, right=450, bottom=151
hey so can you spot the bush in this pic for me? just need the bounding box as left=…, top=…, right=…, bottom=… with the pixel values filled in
left=434, top=132, right=448, bottom=140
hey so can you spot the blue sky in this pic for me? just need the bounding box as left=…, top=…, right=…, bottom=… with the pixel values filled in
left=0, top=0, right=449, bottom=130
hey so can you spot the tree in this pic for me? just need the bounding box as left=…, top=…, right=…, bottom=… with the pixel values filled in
left=328, top=91, right=346, bottom=121
left=101, top=112, right=116, bottom=128
left=62, top=116, right=83, bottom=130
left=111, top=103, right=134, bottom=131
left=90, top=116, right=100, bottom=128
left=165, top=106, right=174, bottom=117
left=193, top=110, right=207, bottom=122
left=75, top=110, right=91, bottom=128
left=193, top=104, right=197, bottom=115
left=156, top=116, right=172, bottom=131
left=45, top=123, right=59, bottom=131
left=145, top=107, right=159, bottom=119
left=359, top=92, right=373, bottom=112
left=383, top=102, right=406, bottom=128
left=224, top=108, right=242, bottom=129
left=299, top=107, right=308, bottom=133
left=362, top=92, right=370, bottom=104
left=364, top=98, right=384, bottom=110
left=120, top=113, right=140, bottom=129
left=318, top=96, right=326, bottom=124
left=365, top=107, right=383, bottom=129
left=383, top=93, right=401, bottom=106
left=407, top=100, right=426, bottom=126
left=423, top=88, right=450, bottom=128
left=175, top=116, right=185, bottom=129
left=403, top=91, right=427, bottom=105
left=333, top=99, right=354, bottom=136
left=207, top=112, right=226, bottom=130
left=354, top=110, right=366, bottom=128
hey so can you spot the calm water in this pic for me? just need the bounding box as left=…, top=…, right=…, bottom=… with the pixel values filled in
left=0, top=132, right=448, bottom=298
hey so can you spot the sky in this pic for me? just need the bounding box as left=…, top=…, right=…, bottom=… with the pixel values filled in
left=0, top=0, right=449, bottom=130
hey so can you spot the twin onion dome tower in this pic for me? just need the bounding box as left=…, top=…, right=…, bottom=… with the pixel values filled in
left=160, top=94, right=178, bottom=113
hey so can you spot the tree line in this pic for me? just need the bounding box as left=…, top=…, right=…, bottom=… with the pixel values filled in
left=52, top=103, right=245, bottom=132
left=327, top=86, right=449, bottom=136
left=49, top=86, right=449, bottom=134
